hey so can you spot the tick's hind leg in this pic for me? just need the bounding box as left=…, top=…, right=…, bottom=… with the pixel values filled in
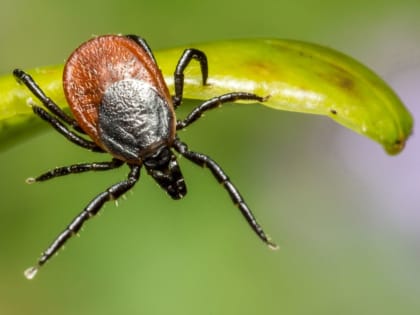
left=13, top=69, right=83, bottom=132
left=24, top=164, right=141, bottom=280
left=13, top=69, right=104, bottom=152
left=27, top=158, right=124, bottom=183
left=30, top=105, right=104, bottom=152
left=173, top=139, right=277, bottom=249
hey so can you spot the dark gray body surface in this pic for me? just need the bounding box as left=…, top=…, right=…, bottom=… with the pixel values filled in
left=98, top=79, right=174, bottom=161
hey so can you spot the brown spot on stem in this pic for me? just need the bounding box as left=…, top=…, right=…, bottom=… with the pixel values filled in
left=246, top=60, right=276, bottom=77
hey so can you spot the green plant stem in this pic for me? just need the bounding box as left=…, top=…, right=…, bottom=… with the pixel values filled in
left=0, top=39, right=413, bottom=154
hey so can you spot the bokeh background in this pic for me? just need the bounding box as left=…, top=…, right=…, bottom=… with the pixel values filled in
left=0, top=0, right=419, bottom=314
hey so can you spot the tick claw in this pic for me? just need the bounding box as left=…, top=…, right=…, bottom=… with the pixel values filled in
left=26, top=177, right=36, bottom=184
left=24, top=266, right=38, bottom=280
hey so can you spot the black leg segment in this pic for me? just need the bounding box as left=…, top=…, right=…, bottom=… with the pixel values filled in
left=27, top=158, right=124, bottom=183
left=125, top=35, right=157, bottom=64
left=177, top=92, right=267, bottom=130
left=13, top=68, right=84, bottom=132
left=173, top=48, right=208, bottom=108
left=173, top=139, right=277, bottom=249
left=31, top=105, right=104, bottom=152
left=24, top=164, right=141, bottom=279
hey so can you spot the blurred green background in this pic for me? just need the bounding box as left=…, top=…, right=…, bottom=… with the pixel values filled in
left=0, top=0, right=419, bottom=314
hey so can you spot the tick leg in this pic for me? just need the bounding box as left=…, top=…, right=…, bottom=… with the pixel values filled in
left=31, top=105, right=104, bottom=152
left=173, top=139, right=277, bottom=249
left=27, top=158, right=124, bottom=183
left=125, top=35, right=157, bottom=64
left=173, top=49, right=208, bottom=108
left=24, top=164, right=141, bottom=279
left=13, top=69, right=84, bottom=133
left=176, top=92, right=267, bottom=130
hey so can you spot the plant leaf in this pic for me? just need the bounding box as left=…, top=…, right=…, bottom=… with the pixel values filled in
left=0, top=39, right=413, bottom=154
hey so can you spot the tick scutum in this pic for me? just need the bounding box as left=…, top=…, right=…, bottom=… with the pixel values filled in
left=98, top=79, right=175, bottom=162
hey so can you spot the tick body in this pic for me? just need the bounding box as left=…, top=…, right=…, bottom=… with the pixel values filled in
left=64, top=36, right=176, bottom=162
left=14, top=34, right=277, bottom=279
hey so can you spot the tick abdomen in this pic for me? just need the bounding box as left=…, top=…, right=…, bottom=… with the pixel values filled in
left=98, top=79, right=174, bottom=162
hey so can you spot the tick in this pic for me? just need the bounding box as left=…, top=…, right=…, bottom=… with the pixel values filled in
left=14, top=34, right=277, bottom=279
